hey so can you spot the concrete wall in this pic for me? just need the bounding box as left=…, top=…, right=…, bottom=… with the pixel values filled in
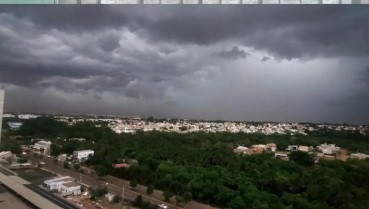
left=0, top=90, right=4, bottom=143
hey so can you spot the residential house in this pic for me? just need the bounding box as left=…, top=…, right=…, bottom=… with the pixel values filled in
left=350, top=153, right=369, bottom=160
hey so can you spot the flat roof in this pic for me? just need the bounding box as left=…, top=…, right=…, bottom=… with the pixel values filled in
left=0, top=172, right=63, bottom=209
left=62, top=182, right=80, bottom=187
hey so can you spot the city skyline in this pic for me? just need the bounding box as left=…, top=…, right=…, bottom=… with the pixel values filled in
left=0, top=6, right=369, bottom=124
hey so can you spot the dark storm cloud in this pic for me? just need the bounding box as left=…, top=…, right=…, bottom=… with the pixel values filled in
left=216, top=47, right=249, bottom=60
left=98, top=34, right=121, bottom=52
left=1, top=6, right=369, bottom=124
left=261, top=56, right=271, bottom=62
left=1, top=6, right=368, bottom=60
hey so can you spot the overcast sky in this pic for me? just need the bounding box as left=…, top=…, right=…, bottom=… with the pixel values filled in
left=0, top=6, right=368, bottom=124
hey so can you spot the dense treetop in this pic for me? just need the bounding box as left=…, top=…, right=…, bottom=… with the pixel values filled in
left=2, top=117, right=369, bottom=209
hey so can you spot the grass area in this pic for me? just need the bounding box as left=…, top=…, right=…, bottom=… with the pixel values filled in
left=14, top=168, right=56, bottom=185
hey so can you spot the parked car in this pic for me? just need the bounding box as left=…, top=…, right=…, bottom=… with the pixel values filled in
left=158, top=204, right=167, bottom=209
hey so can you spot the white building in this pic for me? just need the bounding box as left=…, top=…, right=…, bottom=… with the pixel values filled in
left=73, top=150, right=94, bottom=161
left=34, top=140, right=52, bottom=151
left=275, top=152, right=289, bottom=161
left=317, top=143, right=340, bottom=155
left=7, top=122, right=23, bottom=130
left=18, top=114, right=40, bottom=120
left=44, top=176, right=81, bottom=196
left=298, top=146, right=309, bottom=152
left=44, top=176, right=73, bottom=191
left=60, top=182, right=81, bottom=196
left=0, top=151, right=13, bottom=164
left=3, top=113, right=15, bottom=118
left=286, top=145, right=298, bottom=151
left=233, top=146, right=253, bottom=155
left=350, top=153, right=369, bottom=160
left=266, top=143, right=277, bottom=152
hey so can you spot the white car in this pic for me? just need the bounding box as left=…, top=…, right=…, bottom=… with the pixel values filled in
left=158, top=204, right=167, bottom=209
left=39, top=161, right=45, bottom=165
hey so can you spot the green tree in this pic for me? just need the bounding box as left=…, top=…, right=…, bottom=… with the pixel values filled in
left=175, top=195, right=184, bottom=205
left=163, top=191, right=173, bottom=202
left=289, top=151, right=314, bottom=166
left=146, top=184, right=154, bottom=195
left=74, top=164, right=81, bottom=171
left=0, top=139, right=21, bottom=155
left=95, top=165, right=108, bottom=178
left=130, top=179, right=138, bottom=189
left=183, top=192, right=192, bottom=203
left=112, top=195, right=121, bottom=204
left=50, top=144, right=62, bottom=156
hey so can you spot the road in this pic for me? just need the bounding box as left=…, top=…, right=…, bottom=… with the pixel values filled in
left=25, top=152, right=182, bottom=209
left=25, top=184, right=80, bottom=209
left=0, top=166, right=14, bottom=176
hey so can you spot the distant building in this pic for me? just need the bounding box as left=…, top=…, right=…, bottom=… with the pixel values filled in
left=266, top=143, right=277, bottom=152
left=34, top=140, right=52, bottom=151
left=0, top=151, right=13, bottom=164
left=0, top=89, right=4, bottom=143
left=2, top=113, right=15, bottom=118
left=58, top=154, right=68, bottom=162
left=350, top=153, right=369, bottom=160
left=317, top=143, right=340, bottom=155
left=275, top=152, right=289, bottom=161
left=7, top=122, right=23, bottom=130
left=298, top=146, right=309, bottom=152
left=286, top=145, right=298, bottom=152
left=18, top=114, right=40, bottom=120
left=250, top=144, right=266, bottom=154
left=233, top=146, right=253, bottom=155
left=73, top=150, right=94, bottom=161
left=44, top=176, right=81, bottom=196
left=113, top=163, right=130, bottom=168
left=60, top=182, right=81, bottom=196
left=69, top=138, right=85, bottom=141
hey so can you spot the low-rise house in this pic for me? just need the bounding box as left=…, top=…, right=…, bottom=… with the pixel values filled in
left=44, top=176, right=81, bottom=196
left=266, top=143, right=277, bottom=152
left=251, top=144, right=266, bottom=154
left=275, top=152, right=289, bottom=161
left=113, top=163, right=130, bottom=169
left=44, top=176, right=74, bottom=191
left=0, top=151, right=13, bottom=164
left=0, top=151, right=13, bottom=160
left=73, top=150, right=94, bottom=162
left=60, top=182, right=81, bottom=196
left=350, top=153, right=369, bottom=160
left=317, top=143, right=340, bottom=155
left=298, top=146, right=309, bottom=152
left=286, top=145, right=298, bottom=152
left=233, top=146, right=253, bottom=155
left=58, top=154, right=67, bottom=162
left=34, top=140, right=52, bottom=152
left=69, top=138, right=85, bottom=142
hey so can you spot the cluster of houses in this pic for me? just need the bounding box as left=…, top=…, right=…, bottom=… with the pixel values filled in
left=44, top=176, right=81, bottom=196
left=48, top=114, right=369, bottom=135
left=233, top=143, right=277, bottom=155
left=234, top=142, right=369, bottom=162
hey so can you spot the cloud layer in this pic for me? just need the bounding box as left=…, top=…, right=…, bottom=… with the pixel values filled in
left=0, top=6, right=368, bottom=124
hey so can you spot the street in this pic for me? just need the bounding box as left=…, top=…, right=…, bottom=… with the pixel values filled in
left=25, top=152, right=182, bottom=209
